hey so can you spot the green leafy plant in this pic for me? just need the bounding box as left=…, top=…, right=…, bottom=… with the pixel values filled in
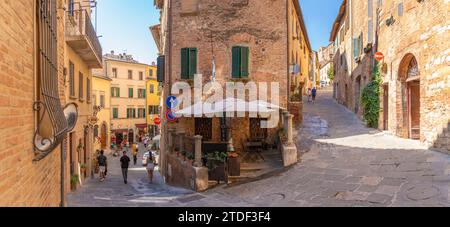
left=361, top=63, right=382, bottom=128
left=327, top=65, right=334, bottom=81
left=290, top=92, right=302, bottom=102
left=186, top=152, right=195, bottom=160
left=80, top=164, right=87, bottom=169
left=70, top=174, right=79, bottom=186
left=206, top=151, right=228, bottom=171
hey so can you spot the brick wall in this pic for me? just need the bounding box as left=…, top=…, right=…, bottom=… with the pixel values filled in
left=378, top=0, right=450, bottom=147
left=168, top=0, right=289, bottom=145
left=0, top=0, right=67, bottom=206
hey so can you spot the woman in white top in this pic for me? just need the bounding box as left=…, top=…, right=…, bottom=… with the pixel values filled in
left=146, top=153, right=156, bottom=183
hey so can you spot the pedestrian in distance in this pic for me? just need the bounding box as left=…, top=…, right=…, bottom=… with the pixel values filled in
left=97, top=150, right=107, bottom=182
left=307, top=88, right=312, bottom=102
left=120, top=151, right=131, bottom=184
left=132, top=143, right=138, bottom=165
left=146, top=152, right=157, bottom=184
left=312, top=87, right=317, bottom=104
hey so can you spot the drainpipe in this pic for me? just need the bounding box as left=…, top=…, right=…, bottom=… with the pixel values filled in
left=60, top=136, right=66, bottom=207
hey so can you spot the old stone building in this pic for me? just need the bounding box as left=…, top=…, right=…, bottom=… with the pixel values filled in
left=318, top=43, right=334, bottom=87
left=153, top=0, right=308, bottom=190
left=377, top=0, right=449, bottom=151
left=330, top=0, right=378, bottom=117
left=0, top=0, right=70, bottom=206
left=103, top=51, right=148, bottom=146
left=64, top=0, right=102, bottom=187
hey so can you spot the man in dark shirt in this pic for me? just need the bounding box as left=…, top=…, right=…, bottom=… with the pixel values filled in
left=97, top=150, right=107, bottom=182
left=120, top=151, right=131, bottom=184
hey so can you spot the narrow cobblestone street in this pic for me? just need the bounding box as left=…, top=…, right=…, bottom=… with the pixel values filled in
left=68, top=88, right=450, bottom=207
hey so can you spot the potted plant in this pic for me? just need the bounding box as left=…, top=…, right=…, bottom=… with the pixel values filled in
left=70, top=174, right=79, bottom=191
left=186, top=152, right=195, bottom=166
left=181, top=150, right=188, bottom=161
left=207, top=151, right=228, bottom=183
left=279, top=128, right=288, bottom=143
left=80, top=163, right=87, bottom=175
left=227, top=152, right=241, bottom=177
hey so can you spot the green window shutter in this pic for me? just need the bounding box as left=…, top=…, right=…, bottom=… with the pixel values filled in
left=359, top=33, right=363, bottom=55
left=232, top=46, right=241, bottom=78
left=129, top=88, right=133, bottom=98
left=240, top=47, right=249, bottom=78
left=143, top=108, right=146, bottom=117
left=111, top=88, right=114, bottom=97
left=117, top=88, right=120, bottom=97
left=189, top=48, right=197, bottom=79
left=353, top=38, right=358, bottom=58
left=133, top=109, right=136, bottom=118
left=126, top=109, right=129, bottom=118
left=143, top=89, right=146, bottom=98
left=181, top=48, right=189, bottom=79
left=113, top=108, right=118, bottom=119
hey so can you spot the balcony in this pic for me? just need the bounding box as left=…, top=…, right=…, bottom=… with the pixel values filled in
left=65, top=9, right=102, bottom=68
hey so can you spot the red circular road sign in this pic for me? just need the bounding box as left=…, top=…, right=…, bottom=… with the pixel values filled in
left=166, top=110, right=177, bottom=122
left=154, top=117, right=161, bottom=125
left=375, top=52, right=384, bottom=61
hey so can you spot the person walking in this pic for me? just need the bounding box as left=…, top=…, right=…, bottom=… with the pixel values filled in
left=146, top=153, right=156, bottom=183
left=132, top=143, right=138, bottom=165
left=97, top=150, right=107, bottom=182
left=120, top=151, right=131, bottom=184
left=312, top=87, right=317, bottom=104
left=307, top=88, right=312, bottom=102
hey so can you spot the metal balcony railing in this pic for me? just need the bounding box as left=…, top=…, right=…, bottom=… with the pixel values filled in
left=65, top=8, right=102, bottom=67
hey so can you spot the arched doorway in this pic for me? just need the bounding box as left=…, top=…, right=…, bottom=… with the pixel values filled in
left=397, top=54, right=420, bottom=140
left=101, top=123, right=107, bottom=149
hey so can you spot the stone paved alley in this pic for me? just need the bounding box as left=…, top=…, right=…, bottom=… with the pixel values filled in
left=68, top=88, right=450, bottom=207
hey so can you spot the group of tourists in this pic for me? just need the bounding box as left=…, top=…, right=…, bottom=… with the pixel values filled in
left=307, top=87, right=318, bottom=103
left=96, top=142, right=157, bottom=185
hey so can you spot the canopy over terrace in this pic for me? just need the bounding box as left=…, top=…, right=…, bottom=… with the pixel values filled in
left=174, top=98, right=283, bottom=117
left=173, top=98, right=287, bottom=158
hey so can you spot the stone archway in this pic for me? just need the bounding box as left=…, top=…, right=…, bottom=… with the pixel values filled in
left=397, top=54, right=420, bottom=140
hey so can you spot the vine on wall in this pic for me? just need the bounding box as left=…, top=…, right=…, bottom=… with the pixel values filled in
left=361, top=63, right=382, bottom=128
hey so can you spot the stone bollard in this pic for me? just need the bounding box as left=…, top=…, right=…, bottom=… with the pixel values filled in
left=194, top=135, right=203, bottom=167
left=287, top=114, right=294, bottom=145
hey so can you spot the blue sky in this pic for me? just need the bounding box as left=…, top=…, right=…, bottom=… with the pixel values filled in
left=96, top=0, right=341, bottom=64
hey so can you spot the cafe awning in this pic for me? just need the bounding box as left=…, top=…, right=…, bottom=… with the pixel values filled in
left=175, top=98, right=282, bottom=116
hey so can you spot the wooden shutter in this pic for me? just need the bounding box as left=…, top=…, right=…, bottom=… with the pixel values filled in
left=189, top=48, right=197, bottom=78
left=181, top=48, right=189, bottom=79
left=240, top=47, right=249, bottom=78
left=157, top=55, right=165, bottom=82
left=232, top=46, right=241, bottom=78
left=129, top=88, right=133, bottom=98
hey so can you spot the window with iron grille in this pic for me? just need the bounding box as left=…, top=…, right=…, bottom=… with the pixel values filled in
left=195, top=118, right=212, bottom=141
left=34, top=0, right=67, bottom=159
